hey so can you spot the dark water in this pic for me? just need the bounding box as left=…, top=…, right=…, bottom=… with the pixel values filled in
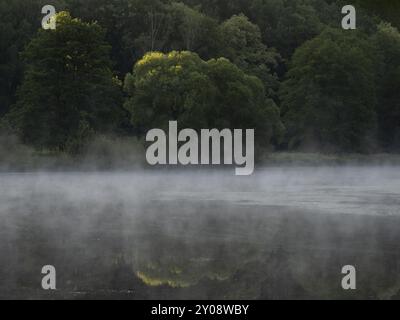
left=1, top=167, right=400, bottom=299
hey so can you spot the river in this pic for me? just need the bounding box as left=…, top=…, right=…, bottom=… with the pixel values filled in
left=1, top=167, right=400, bottom=299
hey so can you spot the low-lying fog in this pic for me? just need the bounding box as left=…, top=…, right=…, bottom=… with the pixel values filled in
left=1, top=167, right=400, bottom=299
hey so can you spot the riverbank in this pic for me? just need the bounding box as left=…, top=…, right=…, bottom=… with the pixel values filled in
left=2, top=134, right=400, bottom=171
left=261, top=152, right=400, bottom=166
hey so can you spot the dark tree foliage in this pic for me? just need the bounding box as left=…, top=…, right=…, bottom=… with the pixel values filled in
left=0, top=0, right=399, bottom=154
left=0, top=0, right=66, bottom=117
left=280, top=29, right=377, bottom=152
left=217, top=14, right=280, bottom=98
left=10, top=12, right=125, bottom=152
left=64, top=0, right=176, bottom=76
left=373, top=23, right=400, bottom=151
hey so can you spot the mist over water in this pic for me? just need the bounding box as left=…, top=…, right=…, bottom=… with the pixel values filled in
left=1, top=167, right=400, bottom=299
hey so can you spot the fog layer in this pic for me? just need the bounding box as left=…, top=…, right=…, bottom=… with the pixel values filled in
left=1, top=167, right=400, bottom=299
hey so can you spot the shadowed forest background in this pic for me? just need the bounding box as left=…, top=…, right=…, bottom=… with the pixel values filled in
left=1, top=0, right=400, bottom=166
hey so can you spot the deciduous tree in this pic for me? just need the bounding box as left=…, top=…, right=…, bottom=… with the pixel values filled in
left=10, top=12, right=125, bottom=152
left=280, top=28, right=377, bottom=152
left=124, top=51, right=284, bottom=147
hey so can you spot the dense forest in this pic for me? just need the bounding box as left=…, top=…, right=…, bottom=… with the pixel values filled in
left=1, top=0, right=400, bottom=157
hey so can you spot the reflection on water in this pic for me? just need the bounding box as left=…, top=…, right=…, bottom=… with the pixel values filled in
left=1, top=167, right=400, bottom=299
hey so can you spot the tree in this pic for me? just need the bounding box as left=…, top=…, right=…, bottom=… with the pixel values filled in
left=130, top=0, right=173, bottom=57
left=168, top=2, right=219, bottom=58
left=0, top=0, right=66, bottom=117
left=373, top=23, right=400, bottom=151
left=181, top=0, right=253, bottom=20
left=64, top=0, right=136, bottom=76
left=10, top=12, right=125, bottom=152
left=124, top=51, right=284, bottom=147
left=218, top=14, right=280, bottom=98
left=64, top=0, right=174, bottom=76
left=280, top=28, right=377, bottom=152
left=249, top=0, right=324, bottom=58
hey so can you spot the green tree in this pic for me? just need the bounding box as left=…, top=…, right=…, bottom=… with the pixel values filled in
left=64, top=0, right=174, bottom=76
left=0, top=0, right=66, bottom=117
left=168, top=2, right=219, bottom=58
left=280, top=28, right=377, bottom=152
left=373, top=23, right=400, bottom=151
left=249, top=0, right=323, bottom=58
left=133, top=0, right=173, bottom=54
left=10, top=12, right=125, bottom=152
left=124, top=51, right=284, bottom=147
left=64, top=0, right=136, bottom=76
left=181, top=0, right=253, bottom=20
left=218, top=14, right=280, bottom=98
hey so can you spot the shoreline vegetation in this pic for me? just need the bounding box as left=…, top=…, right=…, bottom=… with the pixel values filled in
left=2, top=134, right=400, bottom=172
left=1, top=1, right=400, bottom=165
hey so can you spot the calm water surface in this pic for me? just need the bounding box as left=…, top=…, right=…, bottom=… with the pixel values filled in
left=1, top=167, right=400, bottom=299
